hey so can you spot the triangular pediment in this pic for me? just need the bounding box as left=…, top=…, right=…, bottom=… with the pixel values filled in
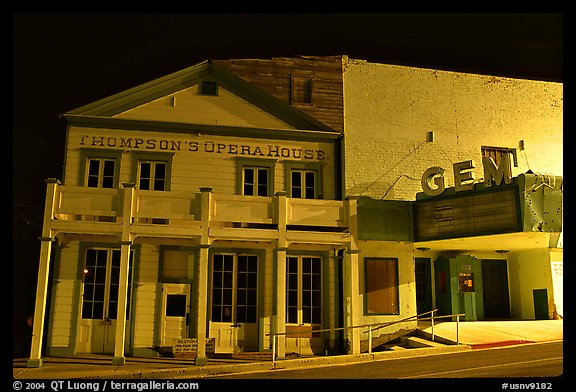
left=65, top=60, right=338, bottom=134
left=113, top=82, right=296, bottom=130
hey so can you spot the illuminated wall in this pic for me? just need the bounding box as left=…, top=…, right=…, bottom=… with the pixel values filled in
left=342, top=59, right=563, bottom=200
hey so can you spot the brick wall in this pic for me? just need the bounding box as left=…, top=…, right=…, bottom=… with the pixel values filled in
left=343, top=59, right=563, bottom=200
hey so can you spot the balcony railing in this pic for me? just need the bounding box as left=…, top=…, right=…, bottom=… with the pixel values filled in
left=46, top=181, right=352, bottom=243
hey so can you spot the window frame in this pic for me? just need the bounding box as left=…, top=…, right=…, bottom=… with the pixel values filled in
left=235, top=157, right=276, bottom=197
left=79, top=149, right=122, bottom=188
left=290, top=75, right=314, bottom=106
left=209, top=252, right=260, bottom=324
left=200, top=80, right=219, bottom=96
left=284, top=161, right=323, bottom=199
left=481, top=145, right=518, bottom=167
left=80, top=246, right=134, bottom=320
left=131, top=151, right=173, bottom=191
left=364, top=257, right=400, bottom=315
left=159, top=246, right=196, bottom=284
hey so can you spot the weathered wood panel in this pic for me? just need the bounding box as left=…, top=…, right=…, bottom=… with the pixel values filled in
left=214, top=56, right=344, bottom=133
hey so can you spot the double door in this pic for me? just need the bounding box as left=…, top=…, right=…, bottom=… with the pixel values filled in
left=209, top=254, right=258, bottom=353
left=77, top=248, right=132, bottom=353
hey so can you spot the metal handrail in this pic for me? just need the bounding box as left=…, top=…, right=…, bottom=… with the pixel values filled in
left=267, top=309, right=465, bottom=362
left=267, top=309, right=437, bottom=337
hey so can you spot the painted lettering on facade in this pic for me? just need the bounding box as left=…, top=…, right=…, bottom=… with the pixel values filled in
left=79, top=135, right=327, bottom=160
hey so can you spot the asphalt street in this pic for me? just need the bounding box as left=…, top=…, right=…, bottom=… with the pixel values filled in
left=202, top=341, right=563, bottom=379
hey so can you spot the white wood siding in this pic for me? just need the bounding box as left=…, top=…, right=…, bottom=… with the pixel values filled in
left=114, top=86, right=296, bottom=130
left=50, top=242, right=80, bottom=347
left=132, top=244, right=160, bottom=348
left=65, top=128, right=337, bottom=199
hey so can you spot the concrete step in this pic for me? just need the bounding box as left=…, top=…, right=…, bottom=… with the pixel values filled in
left=387, top=345, right=408, bottom=351
left=400, top=336, right=446, bottom=348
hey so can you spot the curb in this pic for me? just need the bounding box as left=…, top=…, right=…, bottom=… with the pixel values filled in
left=95, top=344, right=471, bottom=379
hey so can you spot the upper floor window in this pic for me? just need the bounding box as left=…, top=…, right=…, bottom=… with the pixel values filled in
left=291, top=76, right=314, bottom=105
left=236, top=158, right=276, bottom=197
left=243, top=167, right=269, bottom=197
left=80, top=149, right=122, bottom=188
left=86, top=158, right=116, bottom=188
left=138, top=161, right=167, bottom=191
left=481, top=146, right=517, bottom=167
left=285, top=162, right=323, bottom=199
left=291, top=170, right=316, bottom=199
left=131, top=152, right=173, bottom=192
left=200, top=81, right=218, bottom=96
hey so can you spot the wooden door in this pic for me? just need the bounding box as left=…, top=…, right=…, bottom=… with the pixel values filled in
left=209, top=254, right=258, bottom=353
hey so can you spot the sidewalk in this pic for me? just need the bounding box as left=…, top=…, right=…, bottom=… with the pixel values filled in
left=417, top=319, right=563, bottom=349
left=13, top=320, right=562, bottom=379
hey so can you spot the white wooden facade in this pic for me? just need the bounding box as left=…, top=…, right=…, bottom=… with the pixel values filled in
left=28, top=60, right=359, bottom=367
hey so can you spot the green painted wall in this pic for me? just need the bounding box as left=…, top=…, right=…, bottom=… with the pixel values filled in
left=357, top=198, right=413, bottom=241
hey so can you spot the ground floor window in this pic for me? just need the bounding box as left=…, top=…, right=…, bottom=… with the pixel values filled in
left=82, top=248, right=133, bottom=320
left=286, top=256, right=322, bottom=324
left=365, top=257, right=399, bottom=314
left=211, top=254, right=258, bottom=323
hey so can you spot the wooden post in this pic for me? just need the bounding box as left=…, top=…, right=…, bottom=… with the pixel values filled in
left=112, top=183, right=135, bottom=365
left=195, top=187, right=212, bottom=365
left=28, top=178, right=60, bottom=368
left=274, top=191, right=288, bottom=359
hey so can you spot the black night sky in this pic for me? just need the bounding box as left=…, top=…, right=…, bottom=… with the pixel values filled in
left=11, top=13, right=564, bottom=358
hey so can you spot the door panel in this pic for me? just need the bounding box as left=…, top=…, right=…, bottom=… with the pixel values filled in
left=161, top=284, right=191, bottom=347
left=285, top=256, right=323, bottom=356
left=77, top=248, right=132, bottom=353
left=481, top=260, right=511, bottom=319
left=533, top=289, right=549, bottom=320
left=415, top=258, right=433, bottom=315
left=209, top=254, right=258, bottom=353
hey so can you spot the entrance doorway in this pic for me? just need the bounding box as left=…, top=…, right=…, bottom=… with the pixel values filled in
left=77, top=248, right=133, bottom=353
left=481, top=259, right=511, bottom=319
left=285, top=255, right=323, bottom=355
left=415, top=258, right=433, bottom=315
left=533, top=289, right=549, bottom=320
left=209, top=254, right=259, bottom=353
left=161, top=283, right=191, bottom=347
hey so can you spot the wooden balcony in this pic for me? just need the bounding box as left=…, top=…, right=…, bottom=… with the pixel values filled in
left=44, top=180, right=353, bottom=246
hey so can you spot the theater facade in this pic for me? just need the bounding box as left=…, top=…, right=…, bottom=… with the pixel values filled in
left=27, top=56, right=562, bottom=367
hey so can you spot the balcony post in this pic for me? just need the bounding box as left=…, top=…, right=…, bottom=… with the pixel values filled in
left=28, top=178, right=60, bottom=368
left=112, top=183, right=135, bottom=365
left=273, top=191, right=288, bottom=359
left=195, top=187, right=213, bottom=365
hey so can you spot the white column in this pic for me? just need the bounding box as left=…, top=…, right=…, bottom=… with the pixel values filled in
left=273, top=191, right=288, bottom=359
left=195, top=245, right=210, bottom=364
left=274, top=248, right=287, bottom=359
left=112, top=183, right=135, bottom=365
left=112, top=241, right=132, bottom=365
left=28, top=178, right=60, bottom=368
left=195, top=187, right=212, bottom=365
